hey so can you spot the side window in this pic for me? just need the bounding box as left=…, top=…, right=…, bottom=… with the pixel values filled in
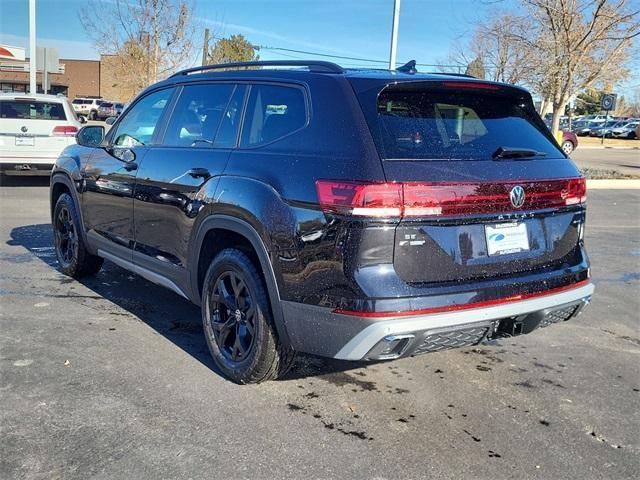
left=112, top=88, right=173, bottom=147
left=240, top=84, right=306, bottom=147
left=213, top=85, right=246, bottom=148
left=163, top=83, right=234, bottom=147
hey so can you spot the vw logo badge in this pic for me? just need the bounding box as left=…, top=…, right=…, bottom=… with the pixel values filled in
left=510, top=185, right=525, bottom=208
left=21, top=126, right=28, bottom=133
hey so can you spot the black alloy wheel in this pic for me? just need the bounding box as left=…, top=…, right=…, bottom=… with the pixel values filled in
left=52, top=193, right=103, bottom=278
left=209, top=271, right=257, bottom=362
left=201, top=248, right=295, bottom=383
left=54, top=204, right=78, bottom=267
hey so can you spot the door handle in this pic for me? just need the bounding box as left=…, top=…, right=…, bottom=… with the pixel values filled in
left=124, top=162, right=138, bottom=171
left=187, top=167, right=210, bottom=179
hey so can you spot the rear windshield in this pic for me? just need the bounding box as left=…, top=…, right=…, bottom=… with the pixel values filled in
left=0, top=100, right=67, bottom=120
left=101, top=102, right=114, bottom=108
left=366, top=87, right=561, bottom=160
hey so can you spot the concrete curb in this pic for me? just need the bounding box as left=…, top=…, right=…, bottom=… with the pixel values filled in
left=587, top=179, right=640, bottom=189
left=577, top=145, right=639, bottom=150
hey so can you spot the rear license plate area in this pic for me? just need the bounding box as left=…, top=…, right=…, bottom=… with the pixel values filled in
left=15, top=137, right=35, bottom=146
left=485, top=222, right=530, bottom=256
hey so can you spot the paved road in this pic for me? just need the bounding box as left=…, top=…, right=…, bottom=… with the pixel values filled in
left=1, top=183, right=638, bottom=479
left=571, top=147, right=639, bottom=176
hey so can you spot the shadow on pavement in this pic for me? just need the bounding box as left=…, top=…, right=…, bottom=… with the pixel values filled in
left=7, top=223, right=364, bottom=382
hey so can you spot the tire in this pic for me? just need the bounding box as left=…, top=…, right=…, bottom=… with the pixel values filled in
left=201, top=248, right=295, bottom=384
left=561, top=140, right=574, bottom=155
left=53, top=193, right=103, bottom=278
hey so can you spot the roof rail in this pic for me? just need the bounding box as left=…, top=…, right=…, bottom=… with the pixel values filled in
left=170, top=60, right=344, bottom=78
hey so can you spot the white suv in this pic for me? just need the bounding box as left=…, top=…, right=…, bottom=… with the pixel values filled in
left=0, top=93, right=81, bottom=176
left=71, top=97, right=103, bottom=120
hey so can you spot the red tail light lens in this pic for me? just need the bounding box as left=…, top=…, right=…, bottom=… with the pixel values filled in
left=316, top=178, right=586, bottom=218
left=315, top=181, right=403, bottom=217
left=52, top=125, right=78, bottom=136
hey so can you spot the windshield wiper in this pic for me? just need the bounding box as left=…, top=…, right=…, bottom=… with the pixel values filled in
left=492, top=146, right=547, bottom=160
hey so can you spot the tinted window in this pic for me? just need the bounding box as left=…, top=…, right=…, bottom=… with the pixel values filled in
left=101, top=102, right=114, bottom=108
left=214, top=85, right=246, bottom=148
left=163, top=83, right=233, bottom=147
left=112, top=88, right=173, bottom=147
left=241, top=84, right=306, bottom=146
left=0, top=100, right=66, bottom=120
left=369, top=88, right=560, bottom=160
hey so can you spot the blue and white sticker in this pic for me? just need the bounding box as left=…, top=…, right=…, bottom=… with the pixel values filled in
left=485, top=222, right=530, bottom=256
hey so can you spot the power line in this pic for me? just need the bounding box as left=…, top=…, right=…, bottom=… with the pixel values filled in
left=258, top=45, right=462, bottom=69
left=205, top=31, right=462, bottom=70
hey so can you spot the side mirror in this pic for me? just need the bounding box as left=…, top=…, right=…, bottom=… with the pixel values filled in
left=76, top=125, right=105, bottom=147
left=105, top=116, right=117, bottom=125
left=78, top=116, right=87, bottom=124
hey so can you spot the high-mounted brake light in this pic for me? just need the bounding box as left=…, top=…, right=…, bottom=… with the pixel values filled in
left=315, top=177, right=586, bottom=218
left=52, top=125, right=78, bottom=136
left=442, top=81, right=502, bottom=90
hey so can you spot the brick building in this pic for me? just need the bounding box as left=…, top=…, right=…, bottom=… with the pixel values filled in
left=0, top=56, right=127, bottom=102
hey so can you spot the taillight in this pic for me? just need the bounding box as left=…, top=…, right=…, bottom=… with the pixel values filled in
left=315, top=181, right=403, bottom=217
left=316, top=178, right=586, bottom=218
left=52, top=125, right=78, bottom=136
left=563, top=177, right=587, bottom=205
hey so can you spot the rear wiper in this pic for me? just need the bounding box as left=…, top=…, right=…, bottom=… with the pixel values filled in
left=492, top=146, right=547, bottom=160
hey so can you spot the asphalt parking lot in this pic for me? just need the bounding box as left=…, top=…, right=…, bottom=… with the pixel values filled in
left=571, top=147, right=640, bottom=176
left=0, top=182, right=638, bottom=479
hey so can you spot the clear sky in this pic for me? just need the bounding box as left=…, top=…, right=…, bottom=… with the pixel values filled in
left=1, top=0, right=638, bottom=95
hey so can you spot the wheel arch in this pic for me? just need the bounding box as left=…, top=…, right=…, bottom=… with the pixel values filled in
left=190, top=215, right=291, bottom=348
left=50, top=173, right=92, bottom=250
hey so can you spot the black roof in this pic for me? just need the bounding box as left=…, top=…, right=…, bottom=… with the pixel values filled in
left=151, top=60, right=529, bottom=95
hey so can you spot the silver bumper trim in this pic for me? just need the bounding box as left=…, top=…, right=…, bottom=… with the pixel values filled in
left=334, top=283, right=594, bottom=360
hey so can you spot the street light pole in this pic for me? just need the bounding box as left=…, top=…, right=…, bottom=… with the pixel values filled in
left=388, top=0, right=401, bottom=70
left=29, top=0, right=36, bottom=93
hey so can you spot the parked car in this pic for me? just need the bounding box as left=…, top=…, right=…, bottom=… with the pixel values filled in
left=50, top=60, right=593, bottom=383
left=573, top=121, right=602, bottom=137
left=589, top=120, right=625, bottom=137
left=71, top=97, right=103, bottom=120
left=0, top=93, right=81, bottom=175
left=97, top=102, right=124, bottom=120
left=610, top=121, right=639, bottom=139
left=561, top=130, right=578, bottom=154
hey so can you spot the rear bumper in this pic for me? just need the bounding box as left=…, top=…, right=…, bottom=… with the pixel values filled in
left=282, top=282, right=594, bottom=361
left=0, top=161, right=54, bottom=175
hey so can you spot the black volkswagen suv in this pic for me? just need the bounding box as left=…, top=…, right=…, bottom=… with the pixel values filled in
left=50, top=60, right=593, bottom=383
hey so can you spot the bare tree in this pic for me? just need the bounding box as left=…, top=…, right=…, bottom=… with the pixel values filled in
left=445, top=13, right=531, bottom=84
left=517, top=0, right=640, bottom=134
left=80, top=0, right=198, bottom=99
left=445, top=1, right=639, bottom=135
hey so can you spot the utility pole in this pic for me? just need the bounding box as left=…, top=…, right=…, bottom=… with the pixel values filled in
left=29, top=0, right=36, bottom=93
left=388, top=0, right=401, bottom=70
left=202, top=28, right=210, bottom=66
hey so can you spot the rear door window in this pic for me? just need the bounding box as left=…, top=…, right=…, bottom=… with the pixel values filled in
left=369, top=87, right=561, bottom=160
left=240, top=84, right=306, bottom=147
left=0, top=100, right=67, bottom=120
left=163, top=83, right=234, bottom=147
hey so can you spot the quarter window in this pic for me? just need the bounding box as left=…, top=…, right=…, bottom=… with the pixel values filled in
left=112, top=88, right=173, bottom=147
left=163, top=84, right=234, bottom=147
left=241, top=84, right=306, bottom=147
